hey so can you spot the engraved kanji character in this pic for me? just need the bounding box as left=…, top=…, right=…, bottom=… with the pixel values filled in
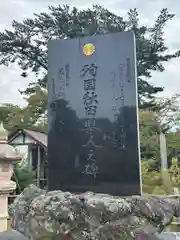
left=119, top=98, right=125, bottom=106
left=83, top=163, right=99, bottom=179
left=80, top=64, right=98, bottom=78
left=85, top=106, right=97, bottom=117
left=82, top=135, right=101, bottom=148
left=119, top=63, right=124, bottom=68
left=84, top=78, right=96, bottom=91
left=85, top=118, right=96, bottom=127
left=116, top=95, right=124, bottom=101
left=59, top=67, right=64, bottom=75
left=83, top=91, right=98, bottom=106
left=126, top=58, right=131, bottom=83
left=119, top=125, right=126, bottom=138
left=59, top=120, right=64, bottom=132
left=113, top=96, right=123, bottom=101
left=52, top=78, right=56, bottom=96
left=119, top=140, right=126, bottom=149
left=114, top=114, right=119, bottom=121
left=65, top=64, right=70, bottom=86
left=85, top=118, right=96, bottom=134
left=83, top=149, right=99, bottom=178
left=50, top=101, right=56, bottom=111
left=59, top=67, right=65, bottom=86
left=59, top=85, right=65, bottom=91
left=112, top=106, right=118, bottom=112
left=119, top=125, right=125, bottom=132
left=58, top=88, right=65, bottom=98
left=86, top=149, right=94, bottom=160
left=119, top=64, right=124, bottom=74
left=112, top=91, right=117, bottom=100
left=111, top=72, right=116, bottom=88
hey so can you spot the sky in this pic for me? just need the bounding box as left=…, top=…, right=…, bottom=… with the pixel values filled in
left=0, top=0, right=180, bottom=106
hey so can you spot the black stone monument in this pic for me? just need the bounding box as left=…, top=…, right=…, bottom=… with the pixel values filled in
left=48, top=31, right=142, bottom=196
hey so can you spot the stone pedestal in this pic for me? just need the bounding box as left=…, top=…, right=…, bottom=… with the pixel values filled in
left=0, top=123, right=21, bottom=232
left=0, top=194, right=8, bottom=232
left=0, top=183, right=16, bottom=232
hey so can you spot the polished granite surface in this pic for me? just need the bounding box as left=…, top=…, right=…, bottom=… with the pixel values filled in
left=48, top=32, right=141, bottom=196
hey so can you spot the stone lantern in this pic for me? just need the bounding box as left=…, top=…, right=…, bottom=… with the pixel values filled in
left=0, top=122, right=21, bottom=232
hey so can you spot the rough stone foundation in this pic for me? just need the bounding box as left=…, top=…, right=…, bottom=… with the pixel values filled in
left=9, top=185, right=180, bottom=240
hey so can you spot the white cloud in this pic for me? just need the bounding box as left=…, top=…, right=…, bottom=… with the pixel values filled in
left=0, top=0, right=180, bottom=105
left=0, top=65, right=35, bottom=106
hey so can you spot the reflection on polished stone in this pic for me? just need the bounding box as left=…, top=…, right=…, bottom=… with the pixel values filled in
left=48, top=32, right=141, bottom=196
left=157, top=232, right=180, bottom=240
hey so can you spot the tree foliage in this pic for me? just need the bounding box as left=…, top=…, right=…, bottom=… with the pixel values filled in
left=167, top=132, right=180, bottom=151
left=169, top=158, right=180, bottom=186
left=141, top=159, right=180, bottom=195
left=0, top=6, right=180, bottom=108
left=0, top=103, right=21, bottom=125
left=4, top=87, right=47, bottom=132
left=12, top=164, right=35, bottom=194
left=139, top=100, right=180, bottom=170
left=153, top=94, right=180, bottom=132
left=141, top=161, right=173, bottom=194
left=139, top=110, right=159, bottom=160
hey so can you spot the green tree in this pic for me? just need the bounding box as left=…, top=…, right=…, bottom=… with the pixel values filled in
left=153, top=94, right=180, bottom=132
left=21, top=86, right=47, bottom=127
left=169, top=157, right=180, bottom=188
left=6, top=86, right=47, bottom=131
left=139, top=93, right=180, bottom=169
left=0, top=6, right=179, bottom=108
left=0, top=103, right=22, bottom=128
left=12, top=164, right=35, bottom=194
left=141, top=161, right=173, bottom=194
left=167, top=132, right=180, bottom=163
left=139, top=110, right=160, bottom=160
